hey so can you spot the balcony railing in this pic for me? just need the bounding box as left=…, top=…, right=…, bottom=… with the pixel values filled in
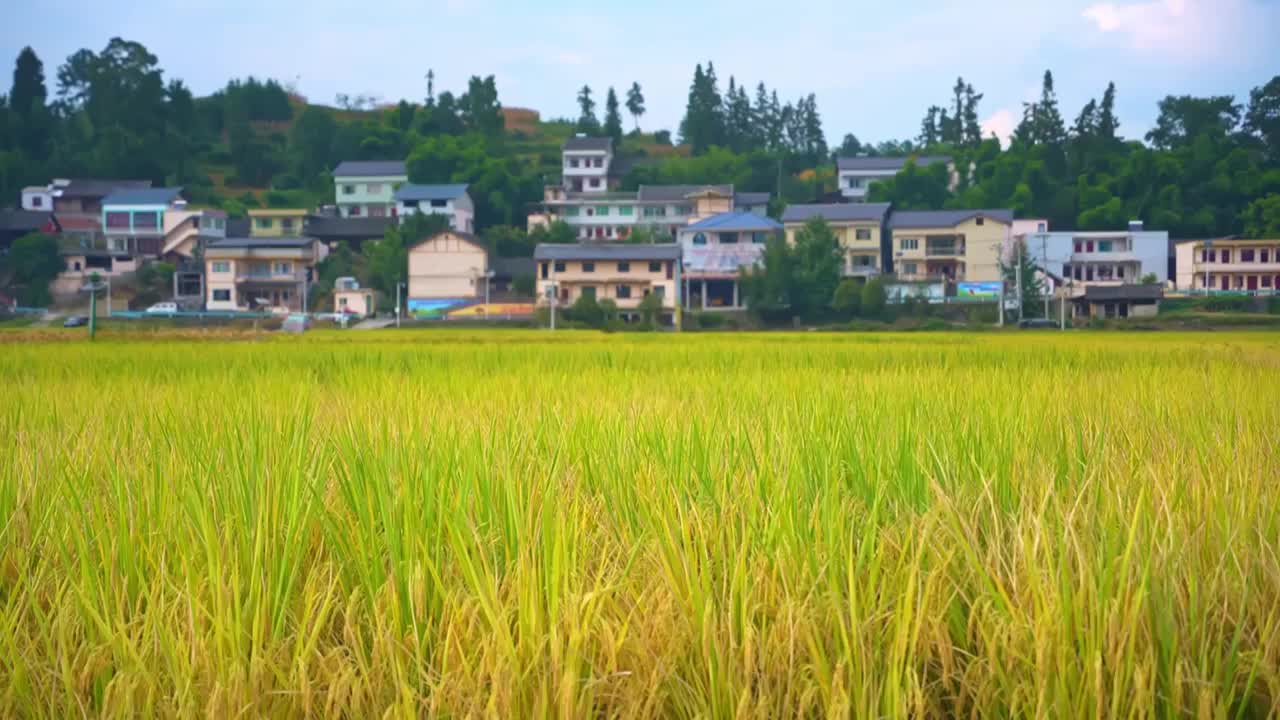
left=926, top=244, right=963, bottom=257
left=236, top=270, right=304, bottom=283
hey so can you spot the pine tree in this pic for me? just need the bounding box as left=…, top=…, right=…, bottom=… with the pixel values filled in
left=919, top=106, right=942, bottom=147
left=11, top=47, right=47, bottom=117
left=603, top=87, right=623, bottom=145
left=625, top=82, right=645, bottom=132
left=1097, top=82, right=1119, bottom=141
left=1035, top=70, right=1067, bottom=146
left=575, top=85, right=599, bottom=135
left=962, top=82, right=984, bottom=147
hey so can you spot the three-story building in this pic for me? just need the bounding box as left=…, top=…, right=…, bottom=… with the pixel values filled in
left=782, top=203, right=892, bottom=278
left=888, top=209, right=1012, bottom=283
left=677, top=211, right=783, bottom=310
left=1023, top=222, right=1169, bottom=291
left=205, top=237, right=324, bottom=313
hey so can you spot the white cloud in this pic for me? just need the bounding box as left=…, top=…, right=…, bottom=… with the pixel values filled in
left=981, top=109, right=1017, bottom=147
left=1080, top=0, right=1267, bottom=59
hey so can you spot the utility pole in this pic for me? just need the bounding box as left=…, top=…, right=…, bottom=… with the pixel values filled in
left=106, top=276, right=112, bottom=318
left=395, top=282, right=402, bottom=328
left=1203, top=239, right=1213, bottom=294
left=1015, top=245, right=1023, bottom=323
left=1041, top=235, right=1050, bottom=319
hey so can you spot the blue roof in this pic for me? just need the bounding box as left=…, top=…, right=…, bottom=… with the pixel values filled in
left=394, top=183, right=469, bottom=202
left=102, top=187, right=183, bottom=206
left=685, top=211, right=782, bottom=232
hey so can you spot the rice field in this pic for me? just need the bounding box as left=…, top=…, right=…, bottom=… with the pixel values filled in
left=1, top=329, right=1279, bottom=718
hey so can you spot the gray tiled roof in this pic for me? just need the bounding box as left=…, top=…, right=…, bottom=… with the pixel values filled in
left=102, top=187, right=183, bottom=206
left=0, top=209, right=54, bottom=232
left=393, top=183, right=469, bottom=201
left=782, top=203, right=891, bottom=224
left=304, top=216, right=395, bottom=240
left=57, top=179, right=152, bottom=199
left=332, top=160, right=407, bottom=178
left=563, top=136, right=613, bottom=152
left=889, top=209, right=1013, bottom=229
left=534, top=243, right=682, bottom=261
left=637, top=184, right=732, bottom=203
left=837, top=155, right=952, bottom=172
left=734, top=192, right=771, bottom=207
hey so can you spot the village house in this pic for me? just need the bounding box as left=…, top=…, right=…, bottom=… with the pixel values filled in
left=836, top=156, right=956, bottom=201
left=248, top=208, right=308, bottom=237
left=782, top=203, right=893, bottom=278
left=204, top=237, right=325, bottom=314
left=888, top=209, right=1012, bottom=284
left=677, top=211, right=782, bottom=310
left=534, top=243, right=682, bottom=323
left=394, top=184, right=474, bottom=232
left=1174, top=238, right=1280, bottom=292
left=332, top=161, right=408, bottom=218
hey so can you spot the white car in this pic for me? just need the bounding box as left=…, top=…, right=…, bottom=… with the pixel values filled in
left=145, top=302, right=179, bottom=316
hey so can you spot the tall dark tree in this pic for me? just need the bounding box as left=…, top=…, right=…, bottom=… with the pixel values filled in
left=679, top=63, right=725, bottom=154
left=603, top=86, right=623, bottom=146
left=10, top=47, right=47, bottom=118
left=1146, top=95, right=1241, bottom=150
left=962, top=82, right=984, bottom=147
left=575, top=85, right=599, bottom=135
left=1097, top=82, right=1120, bottom=142
left=1244, top=76, right=1280, bottom=164
left=459, top=75, right=503, bottom=137
left=625, top=82, right=645, bottom=132
left=919, top=106, right=943, bottom=147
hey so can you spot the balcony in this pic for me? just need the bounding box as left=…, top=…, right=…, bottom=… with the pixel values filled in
left=925, top=243, right=964, bottom=257
left=235, top=270, right=304, bottom=284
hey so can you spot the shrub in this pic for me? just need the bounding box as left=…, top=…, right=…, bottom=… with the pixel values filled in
left=568, top=294, right=604, bottom=328
left=1201, top=295, right=1249, bottom=313
left=831, top=279, right=862, bottom=318
left=860, top=278, right=887, bottom=319
left=512, top=274, right=536, bottom=297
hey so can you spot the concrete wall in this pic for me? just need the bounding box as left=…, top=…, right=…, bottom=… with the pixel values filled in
left=407, top=231, right=487, bottom=299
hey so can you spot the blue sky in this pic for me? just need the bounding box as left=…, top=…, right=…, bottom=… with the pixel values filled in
left=3, top=0, right=1278, bottom=146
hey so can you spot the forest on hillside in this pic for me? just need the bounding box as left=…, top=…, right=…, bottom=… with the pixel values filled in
left=1, top=37, right=1278, bottom=241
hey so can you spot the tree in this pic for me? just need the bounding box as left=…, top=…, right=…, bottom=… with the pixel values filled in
left=459, top=75, right=503, bottom=137
left=919, top=106, right=943, bottom=147
left=575, top=85, right=599, bottom=135
left=1242, top=194, right=1280, bottom=238
left=636, top=291, right=663, bottom=330
left=1097, top=82, right=1120, bottom=142
left=831, top=279, right=862, bottom=318
left=568, top=293, right=604, bottom=327
left=603, top=87, right=623, bottom=146
left=1147, top=95, right=1241, bottom=150
left=529, top=220, right=577, bottom=245
left=859, top=278, right=887, bottom=320
left=9, top=46, right=52, bottom=164
left=1244, top=76, right=1280, bottom=164
left=625, top=82, right=645, bottom=132
left=837, top=133, right=863, bottom=158
left=290, top=106, right=337, bottom=181
left=1001, top=238, right=1046, bottom=319
left=8, top=233, right=62, bottom=307
left=790, top=217, right=842, bottom=319
left=679, top=63, right=725, bottom=154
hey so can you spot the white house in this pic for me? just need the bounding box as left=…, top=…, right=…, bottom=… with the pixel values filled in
left=836, top=155, right=955, bottom=201
left=394, top=183, right=474, bottom=233
left=1023, top=221, right=1170, bottom=292
left=562, top=136, right=615, bottom=194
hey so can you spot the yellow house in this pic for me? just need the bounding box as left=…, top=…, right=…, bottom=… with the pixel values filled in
left=248, top=208, right=309, bottom=237
left=534, top=243, right=682, bottom=320
left=781, top=203, right=891, bottom=278
left=1174, top=238, right=1280, bottom=292
left=407, top=231, right=488, bottom=299
left=888, top=209, right=1012, bottom=283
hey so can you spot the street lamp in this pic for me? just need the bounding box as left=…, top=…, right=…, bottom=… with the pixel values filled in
left=395, top=281, right=406, bottom=328
left=80, top=272, right=107, bottom=341
left=484, top=269, right=495, bottom=307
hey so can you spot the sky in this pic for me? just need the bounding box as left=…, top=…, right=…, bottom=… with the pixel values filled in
left=3, top=0, right=1278, bottom=147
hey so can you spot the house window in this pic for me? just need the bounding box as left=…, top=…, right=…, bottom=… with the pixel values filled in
left=541, top=262, right=549, bottom=279
left=618, top=261, right=630, bottom=272
left=847, top=177, right=862, bottom=189
left=1261, top=250, right=1270, bottom=263
left=106, top=211, right=130, bottom=229
left=342, top=185, right=355, bottom=195
left=653, top=286, right=665, bottom=298
left=1221, top=249, right=1231, bottom=263
left=752, top=232, right=767, bottom=244
left=281, top=218, right=295, bottom=231
left=649, top=261, right=661, bottom=273
left=1264, top=276, right=1274, bottom=288
left=1037, top=223, right=1047, bottom=232
left=32, top=196, right=42, bottom=207
left=73, top=261, right=81, bottom=271
left=1086, top=266, right=1094, bottom=281
left=900, top=238, right=919, bottom=251
left=1086, top=241, right=1095, bottom=252
left=1062, top=264, right=1071, bottom=279
left=256, top=218, right=272, bottom=229
left=274, top=262, right=292, bottom=275
left=133, top=213, right=158, bottom=229
left=675, top=205, right=693, bottom=216
left=568, top=159, right=580, bottom=168
left=856, top=228, right=872, bottom=241
left=564, top=207, right=579, bottom=217
left=1098, top=240, right=1113, bottom=253
left=619, top=206, right=633, bottom=216
left=431, top=199, right=448, bottom=208
left=349, top=206, right=362, bottom=217
left=693, top=232, right=707, bottom=246
left=367, top=183, right=382, bottom=194
left=593, top=158, right=603, bottom=168
left=213, top=289, right=231, bottom=301
left=595, top=206, right=610, bottom=216
left=643, top=207, right=666, bottom=218
left=212, top=261, right=230, bottom=273
left=553, top=262, right=566, bottom=274
left=720, top=232, right=739, bottom=244
left=589, top=179, right=601, bottom=188
left=582, top=262, right=595, bottom=273
left=1242, top=249, right=1256, bottom=262
left=901, top=262, right=918, bottom=275
left=1076, top=241, right=1084, bottom=253
left=581, top=286, right=596, bottom=300
left=616, top=285, right=632, bottom=299
left=369, top=206, right=387, bottom=218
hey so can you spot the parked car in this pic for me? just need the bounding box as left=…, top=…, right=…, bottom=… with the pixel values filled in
left=145, top=302, right=179, bottom=316
left=63, top=315, right=89, bottom=328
